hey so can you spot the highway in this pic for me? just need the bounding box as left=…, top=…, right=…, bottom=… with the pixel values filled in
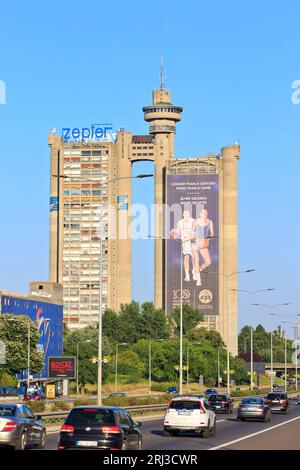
left=41, top=398, right=300, bottom=451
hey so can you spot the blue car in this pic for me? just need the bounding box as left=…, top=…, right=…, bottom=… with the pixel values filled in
left=167, top=387, right=179, bottom=395
left=204, top=388, right=218, bottom=396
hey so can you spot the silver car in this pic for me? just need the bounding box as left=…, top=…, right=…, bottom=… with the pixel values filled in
left=0, top=403, right=46, bottom=450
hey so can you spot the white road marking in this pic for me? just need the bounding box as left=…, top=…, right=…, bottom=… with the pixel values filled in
left=209, top=415, right=300, bottom=450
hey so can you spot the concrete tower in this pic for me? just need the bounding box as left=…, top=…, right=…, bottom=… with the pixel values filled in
left=143, top=80, right=183, bottom=309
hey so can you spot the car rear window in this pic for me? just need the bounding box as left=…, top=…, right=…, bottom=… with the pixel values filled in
left=169, top=400, right=200, bottom=410
left=242, top=398, right=263, bottom=405
left=210, top=395, right=227, bottom=401
left=0, top=406, right=16, bottom=417
left=267, top=393, right=287, bottom=400
left=66, top=408, right=115, bottom=425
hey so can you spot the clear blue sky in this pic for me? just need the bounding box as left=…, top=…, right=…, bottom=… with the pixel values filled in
left=1, top=1, right=300, bottom=338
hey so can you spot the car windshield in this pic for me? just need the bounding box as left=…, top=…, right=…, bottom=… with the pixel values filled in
left=169, top=400, right=200, bottom=410
left=0, top=406, right=16, bottom=417
left=66, top=408, right=115, bottom=425
left=242, top=398, right=263, bottom=405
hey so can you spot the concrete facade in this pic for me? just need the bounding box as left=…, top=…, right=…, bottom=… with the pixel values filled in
left=48, top=84, right=239, bottom=355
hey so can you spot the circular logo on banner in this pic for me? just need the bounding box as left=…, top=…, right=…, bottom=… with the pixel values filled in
left=173, top=289, right=191, bottom=301
left=199, top=289, right=213, bottom=304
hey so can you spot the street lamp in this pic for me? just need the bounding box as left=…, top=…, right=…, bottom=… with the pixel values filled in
left=53, top=172, right=153, bottom=406
left=253, top=303, right=291, bottom=391
left=76, top=340, right=92, bottom=399
left=115, top=343, right=127, bottom=393
left=231, top=288, right=275, bottom=390
left=217, top=346, right=226, bottom=389
left=149, top=339, right=164, bottom=393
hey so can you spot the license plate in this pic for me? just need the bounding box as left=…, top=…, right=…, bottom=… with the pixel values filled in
left=76, top=440, right=98, bottom=447
left=215, top=405, right=221, bottom=409
left=178, top=411, right=191, bottom=416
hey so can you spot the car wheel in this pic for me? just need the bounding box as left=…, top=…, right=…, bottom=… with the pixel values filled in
left=163, top=429, right=171, bottom=437
left=37, top=430, right=46, bottom=449
left=202, top=423, right=211, bottom=438
left=15, top=432, right=27, bottom=451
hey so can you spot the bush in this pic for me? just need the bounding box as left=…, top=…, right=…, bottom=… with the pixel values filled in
left=26, top=401, right=46, bottom=413
left=50, top=401, right=71, bottom=412
left=103, top=394, right=169, bottom=408
left=73, top=399, right=96, bottom=407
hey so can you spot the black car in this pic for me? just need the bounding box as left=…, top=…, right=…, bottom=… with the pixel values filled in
left=0, top=403, right=46, bottom=450
left=237, top=397, right=271, bottom=422
left=58, top=406, right=142, bottom=450
left=208, top=394, right=233, bottom=413
left=266, top=392, right=289, bottom=414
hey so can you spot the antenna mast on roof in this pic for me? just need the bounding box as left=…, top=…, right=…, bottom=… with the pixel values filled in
left=160, top=56, right=165, bottom=91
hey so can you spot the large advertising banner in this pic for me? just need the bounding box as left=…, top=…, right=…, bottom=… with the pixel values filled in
left=0, top=297, right=63, bottom=378
left=166, top=174, right=219, bottom=316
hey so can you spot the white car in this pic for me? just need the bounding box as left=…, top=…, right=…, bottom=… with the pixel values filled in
left=163, top=396, right=216, bottom=438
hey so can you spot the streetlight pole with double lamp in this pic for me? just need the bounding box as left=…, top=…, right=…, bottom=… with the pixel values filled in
left=231, top=288, right=275, bottom=390
left=253, top=303, right=291, bottom=391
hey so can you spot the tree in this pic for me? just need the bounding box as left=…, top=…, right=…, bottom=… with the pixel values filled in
left=139, top=302, right=171, bottom=339
left=63, top=325, right=112, bottom=388
left=117, top=302, right=141, bottom=343
left=0, top=315, right=44, bottom=375
left=172, top=304, right=204, bottom=335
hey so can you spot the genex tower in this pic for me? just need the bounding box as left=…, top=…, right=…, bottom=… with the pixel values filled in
left=49, top=77, right=239, bottom=355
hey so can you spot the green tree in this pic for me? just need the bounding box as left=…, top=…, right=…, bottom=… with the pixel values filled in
left=172, top=304, right=204, bottom=335
left=0, top=315, right=44, bottom=375
left=102, top=309, right=120, bottom=342
left=63, top=326, right=112, bottom=388
left=139, top=302, right=171, bottom=339
left=117, top=302, right=141, bottom=343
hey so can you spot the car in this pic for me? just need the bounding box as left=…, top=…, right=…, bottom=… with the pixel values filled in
left=166, top=387, right=179, bottom=395
left=24, top=391, right=46, bottom=401
left=237, top=397, right=271, bottom=422
left=296, top=394, right=300, bottom=405
left=272, top=384, right=279, bottom=390
left=163, top=395, right=216, bottom=438
left=204, top=388, right=218, bottom=396
left=58, top=406, right=142, bottom=450
left=0, top=403, right=46, bottom=450
left=265, top=392, right=289, bottom=414
left=208, top=394, right=233, bottom=413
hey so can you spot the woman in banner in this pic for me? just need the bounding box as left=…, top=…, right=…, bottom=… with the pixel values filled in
left=192, top=208, right=214, bottom=286
left=170, top=209, right=195, bottom=282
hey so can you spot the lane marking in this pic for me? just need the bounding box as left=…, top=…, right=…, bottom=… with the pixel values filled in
left=209, top=415, right=300, bottom=450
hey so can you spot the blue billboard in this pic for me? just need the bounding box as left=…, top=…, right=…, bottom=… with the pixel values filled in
left=0, top=296, right=63, bottom=379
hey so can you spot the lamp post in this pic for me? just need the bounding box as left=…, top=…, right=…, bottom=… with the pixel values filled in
left=231, top=288, right=275, bottom=390
left=253, top=303, right=291, bottom=391
left=76, top=340, right=92, bottom=399
left=149, top=339, right=164, bottom=393
left=53, top=172, right=153, bottom=406
left=115, top=343, right=127, bottom=393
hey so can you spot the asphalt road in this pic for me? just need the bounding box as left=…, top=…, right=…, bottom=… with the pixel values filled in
left=42, top=398, right=300, bottom=451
